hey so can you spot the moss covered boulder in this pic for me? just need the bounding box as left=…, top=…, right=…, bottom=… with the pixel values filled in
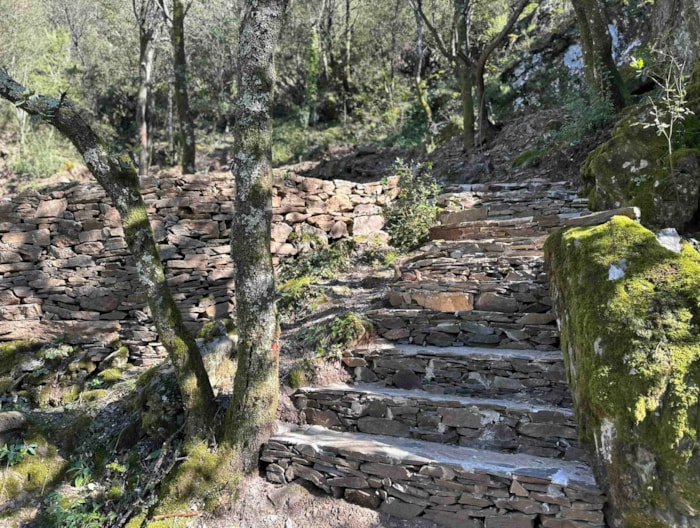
left=582, top=59, right=700, bottom=232
left=545, top=216, right=700, bottom=527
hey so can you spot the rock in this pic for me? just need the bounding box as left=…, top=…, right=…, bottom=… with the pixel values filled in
left=475, top=292, right=519, bottom=313
left=411, top=292, right=473, bottom=312
left=35, top=198, right=68, bottom=218
left=352, top=215, right=385, bottom=236
left=305, top=409, right=342, bottom=427
left=357, top=417, right=411, bottom=437
left=547, top=215, right=700, bottom=526
left=0, top=411, right=27, bottom=433
left=582, top=90, right=700, bottom=231
left=392, top=369, right=422, bottom=390
left=379, top=497, right=425, bottom=519
left=439, top=408, right=483, bottom=428
left=345, top=489, right=381, bottom=508
left=656, top=227, right=682, bottom=253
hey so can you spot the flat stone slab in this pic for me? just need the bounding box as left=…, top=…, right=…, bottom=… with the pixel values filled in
left=263, top=426, right=605, bottom=527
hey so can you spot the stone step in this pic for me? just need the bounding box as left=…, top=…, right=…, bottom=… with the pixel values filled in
left=401, top=253, right=546, bottom=284
left=297, top=384, right=582, bottom=460
left=429, top=214, right=583, bottom=242
left=263, top=426, right=606, bottom=528
left=369, top=307, right=559, bottom=350
left=388, top=279, right=552, bottom=316
left=344, top=343, right=570, bottom=407
left=438, top=201, right=585, bottom=225
left=419, top=236, right=549, bottom=256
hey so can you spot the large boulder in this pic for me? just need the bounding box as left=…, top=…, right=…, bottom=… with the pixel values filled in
left=582, top=59, right=700, bottom=232
left=545, top=215, right=700, bottom=527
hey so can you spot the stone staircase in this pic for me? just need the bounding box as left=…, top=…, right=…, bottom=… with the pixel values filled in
left=262, top=181, right=608, bottom=527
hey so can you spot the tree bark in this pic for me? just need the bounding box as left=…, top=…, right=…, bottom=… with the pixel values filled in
left=455, top=0, right=475, bottom=151
left=413, top=6, right=433, bottom=126
left=571, top=0, right=629, bottom=110
left=171, top=0, right=196, bottom=174
left=134, top=0, right=161, bottom=178
left=0, top=70, right=217, bottom=440
left=223, top=0, right=288, bottom=471
left=137, top=31, right=157, bottom=177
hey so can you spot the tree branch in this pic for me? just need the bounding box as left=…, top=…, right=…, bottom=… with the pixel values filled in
left=477, top=0, right=531, bottom=71
left=410, top=0, right=456, bottom=64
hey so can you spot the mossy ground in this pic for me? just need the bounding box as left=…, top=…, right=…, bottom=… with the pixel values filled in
left=545, top=215, right=700, bottom=525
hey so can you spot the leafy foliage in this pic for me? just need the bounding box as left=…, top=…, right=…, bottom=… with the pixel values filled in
left=0, top=442, right=36, bottom=466
left=43, top=493, right=115, bottom=528
left=384, top=159, right=440, bottom=251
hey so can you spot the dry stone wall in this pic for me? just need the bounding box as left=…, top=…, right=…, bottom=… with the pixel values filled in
left=0, top=171, right=397, bottom=363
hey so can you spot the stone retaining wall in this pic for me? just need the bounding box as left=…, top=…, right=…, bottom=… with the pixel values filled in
left=0, top=170, right=397, bottom=362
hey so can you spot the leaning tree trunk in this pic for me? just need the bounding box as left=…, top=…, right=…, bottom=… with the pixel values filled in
left=171, top=0, right=196, bottom=174
left=223, top=0, right=288, bottom=471
left=571, top=0, right=629, bottom=110
left=0, top=70, right=217, bottom=440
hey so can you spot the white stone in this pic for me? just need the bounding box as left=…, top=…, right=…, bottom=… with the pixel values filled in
left=656, top=227, right=682, bottom=253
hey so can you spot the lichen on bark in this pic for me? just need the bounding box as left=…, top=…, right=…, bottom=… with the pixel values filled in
left=224, top=0, right=288, bottom=471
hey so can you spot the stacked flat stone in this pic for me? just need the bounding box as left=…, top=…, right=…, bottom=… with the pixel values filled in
left=0, top=171, right=397, bottom=363
left=263, top=428, right=606, bottom=528
left=263, top=179, right=607, bottom=527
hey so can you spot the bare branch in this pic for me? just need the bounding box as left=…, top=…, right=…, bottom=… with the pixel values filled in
left=410, top=0, right=455, bottom=63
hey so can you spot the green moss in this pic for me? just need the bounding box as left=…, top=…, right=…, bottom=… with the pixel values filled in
left=125, top=513, right=147, bottom=528
left=287, top=364, right=308, bottom=389
left=582, top=96, right=700, bottom=230
left=61, top=384, right=81, bottom=404
left=0, top=376, right=13, bottom=393
left=0, top=440, right=67, bottom=500
left=99, top=368, right=124, bottom=383
left=151, top=442, right=241, bottom=517
left=0, top=340, right=38, bottom=376
left=80, top=389, right=108, bottom=402
left=107, top=482, right=124, bottom=500
left=545, top=216, right=700, bottom=524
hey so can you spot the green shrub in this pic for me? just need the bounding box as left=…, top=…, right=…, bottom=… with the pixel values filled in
left=384, top=159, right=440, bottom=251
left=303, top=312, right=374, bottom=357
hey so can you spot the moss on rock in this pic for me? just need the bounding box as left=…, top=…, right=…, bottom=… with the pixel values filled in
left=545, top=215, right=700, bottom=527
left=582, top=104, right=700, bottom=231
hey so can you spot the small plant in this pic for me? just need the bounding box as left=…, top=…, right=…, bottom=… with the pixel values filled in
left=303, top=312, right=374, bottom=357
left=40, top=337, right=73, bottom=360
left=383, top=159, right=440, bottom=251
left=44, top=492, right=114, bottom=528
left=0, top=442, right=36, bottom=466
left=67, top=460, right=92, bottom=487
left=630, top=48, right=695, bottom=183
left=552, top=90, right=615, bottom=146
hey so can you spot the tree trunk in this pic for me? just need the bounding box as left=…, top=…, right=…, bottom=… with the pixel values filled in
left=459, top=62, right=475, bottom=152
left=223, top=0, right=288, bottom=471
left=342, top=0, right=352, bottom=124
left=454, top=0, right=475, bottom=152
left=474, top=0, right=531, bottom=145
left=137, top=31, right=157, bottom=177
left=171, top=0, right=196, bottom=174
left=413, top=6, right=433, bottom=126
left=571, top=0, right=629, bottom=110
left=0, top=71, right=217, bottom=441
